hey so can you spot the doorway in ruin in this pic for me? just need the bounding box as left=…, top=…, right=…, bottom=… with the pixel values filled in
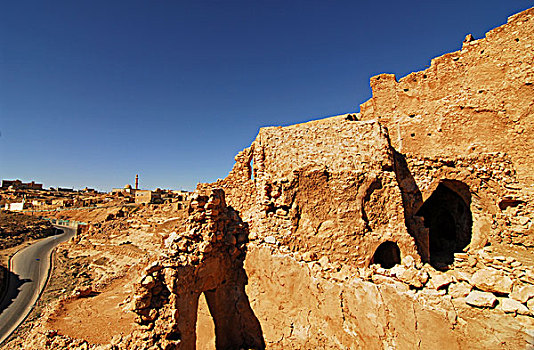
left=196, top=293, right=216, bottom=349
left=416, top=181, right=472, bottom=269
left=371, top=241, right=401, bottom=269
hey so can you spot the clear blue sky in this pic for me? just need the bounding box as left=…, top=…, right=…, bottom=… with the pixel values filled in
left=1, top=1, right=532, bottom=191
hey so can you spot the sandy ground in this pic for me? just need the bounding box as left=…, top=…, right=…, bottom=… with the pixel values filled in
left=46, top=273, right=137, bottom=344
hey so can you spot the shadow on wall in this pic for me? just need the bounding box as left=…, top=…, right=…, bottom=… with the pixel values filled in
left=163, top=257, right=265, bottom=350
left=393, top=150, right=429, bottom=261
left=202, top=264, right=264, bottom=349
left=393, top=151, right=473, bottom=270
left=194, top=203, right=265, bottom=349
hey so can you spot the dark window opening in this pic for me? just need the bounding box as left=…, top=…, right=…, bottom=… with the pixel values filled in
left=372, top=241, right=401, bottom=269
left=416, top=181, right=472, bottom=270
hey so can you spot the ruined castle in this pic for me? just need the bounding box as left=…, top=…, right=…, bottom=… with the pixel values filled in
left=6, top=7, right=533, bottom=350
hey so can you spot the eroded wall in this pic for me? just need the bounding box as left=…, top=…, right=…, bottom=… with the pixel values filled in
left=359, top=8, right=534, bottom=186
left=201, top=116, right=422, bottom=266
left=397, top=153, right=533, bottom=251
left=242, top=244, right=534, bottom=350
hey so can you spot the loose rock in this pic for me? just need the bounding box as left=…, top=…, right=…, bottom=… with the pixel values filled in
left=470, top=268, right=513, bottom=295
left=465, top=291, right=498, bottom=308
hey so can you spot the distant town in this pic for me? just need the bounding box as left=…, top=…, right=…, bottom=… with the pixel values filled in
left=0, top=176, right=191, bottom=213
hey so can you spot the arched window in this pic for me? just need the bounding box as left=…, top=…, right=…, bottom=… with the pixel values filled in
left=372, top=241, right=401, bottom=269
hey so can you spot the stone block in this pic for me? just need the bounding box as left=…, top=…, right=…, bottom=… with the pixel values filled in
left=471, top=268, right=513, bottom=294
left=448, top=282, right=472, bottom=298
left=510, top=284, right=534, bottom=303
left=499, top=297, right=531, bottom=316
left=465, top=291, right=497, bottom=308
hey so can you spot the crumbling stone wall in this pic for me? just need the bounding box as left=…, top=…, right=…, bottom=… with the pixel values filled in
left=393, top=151, right=533, bottom=265
left=251, top=117, right=420, bottom=266
left=359, top=8, right=534, bottom=186
left=197, top=146, right=257, bottom=223
left=201, top=116, right=422, bottom=266
left=398, top=153, right=533, bottom=249
left=241, top=243, right=534, bottom=350
left=126, top=189, right=264, bottom=350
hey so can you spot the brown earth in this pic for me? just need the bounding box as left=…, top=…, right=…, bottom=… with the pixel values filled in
left=46, top=273, right=136, bottom=345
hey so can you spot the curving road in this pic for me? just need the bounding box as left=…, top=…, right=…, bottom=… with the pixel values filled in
left=0, top=226, right=75, bottom=345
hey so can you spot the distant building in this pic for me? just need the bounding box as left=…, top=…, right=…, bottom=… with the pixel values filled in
left=171, top=190, right=191, bottom=202
left=4, top=197, right=26, bottom=211
left=51, top=198, right=73, bottom=207
left=56, top=187, right=74, bottom=192
left=135, top=190, right=162, bottom=204
left=111, top=184, right=136, bottom=196
left=31, top=199, right=48, bottom=207
left=1, top=179, right=43, bottom=190
left=4, top=202, right=25, bottom=211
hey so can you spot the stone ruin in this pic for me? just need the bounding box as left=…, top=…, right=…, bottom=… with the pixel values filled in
left=123, top=8, right=534, bottom=350
left=129, top=189, right=264, bottom=350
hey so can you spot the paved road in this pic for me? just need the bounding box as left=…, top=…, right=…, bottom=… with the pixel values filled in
left=0, top=226, right=75, bottom=345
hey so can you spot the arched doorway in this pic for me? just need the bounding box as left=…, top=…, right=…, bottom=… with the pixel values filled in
left=416, top=181, right=472, bottom=269
left=372, top=241, right=401, bottom=269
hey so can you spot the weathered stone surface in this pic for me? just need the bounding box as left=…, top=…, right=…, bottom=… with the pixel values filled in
left=510, top=284, right=534, bottom=303
left=429, top=271, right=455, bottom=290
left=471, top=268, right=513, bottom=295
left=359, top=9, right=534, bottom=187
left=126, top=189, right=265, bottom=350
left=199, top=115, right=422, bottom=268
left=264, top=236, right=277, bottom=244
left=240, top=245, right=534, bottom=349
left=448, top=282, right=472, bottom=298
left=499, top=298, right=531, bottom=316
left=465, top=291, right=498, bottom=308
left=397, top=267, right=429, bottom=288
